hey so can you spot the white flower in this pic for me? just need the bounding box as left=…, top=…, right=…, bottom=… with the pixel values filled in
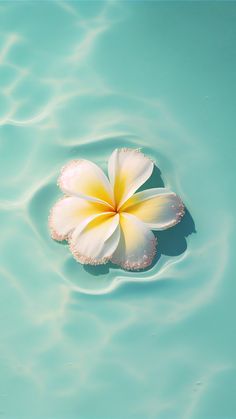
left=49, top=148, right=184, bottom=270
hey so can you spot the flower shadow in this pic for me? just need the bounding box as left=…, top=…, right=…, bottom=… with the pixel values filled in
left=151, top=207, right=195, bottom=266
left=140, top=164, right=165, bottom=190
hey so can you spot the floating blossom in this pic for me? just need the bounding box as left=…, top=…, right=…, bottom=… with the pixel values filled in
left=49, top=148, right=185, bottom=270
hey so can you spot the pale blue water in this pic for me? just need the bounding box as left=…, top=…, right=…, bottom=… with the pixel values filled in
left=0, top=1, right=236, bottom=418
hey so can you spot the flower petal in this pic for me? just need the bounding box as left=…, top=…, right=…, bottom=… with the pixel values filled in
left=111, top=212, right=157, bottom=271
left=58, top=159, right=114, bottom=207
left=108, top=148, right=154, bottom=209
left=49, top=197, right=110, bottom=241
left=121, top=188, right=185, bottom=230
left=69, top=212, right=120, bottom=265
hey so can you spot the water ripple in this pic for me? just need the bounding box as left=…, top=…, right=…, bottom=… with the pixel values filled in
left=0, top=1, right=233, bottom=418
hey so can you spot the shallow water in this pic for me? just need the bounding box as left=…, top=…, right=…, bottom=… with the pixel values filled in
left=0, top=1, right=236, bottom=418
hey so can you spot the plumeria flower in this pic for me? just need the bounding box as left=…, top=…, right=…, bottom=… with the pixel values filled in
left=49, top=148, right=184, bottom=270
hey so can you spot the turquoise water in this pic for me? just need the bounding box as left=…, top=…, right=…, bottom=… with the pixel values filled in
left=0, top=1, right=236, bottom=418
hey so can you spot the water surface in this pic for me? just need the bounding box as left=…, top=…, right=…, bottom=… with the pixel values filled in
left=0, top=1, right=236, bottom=418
